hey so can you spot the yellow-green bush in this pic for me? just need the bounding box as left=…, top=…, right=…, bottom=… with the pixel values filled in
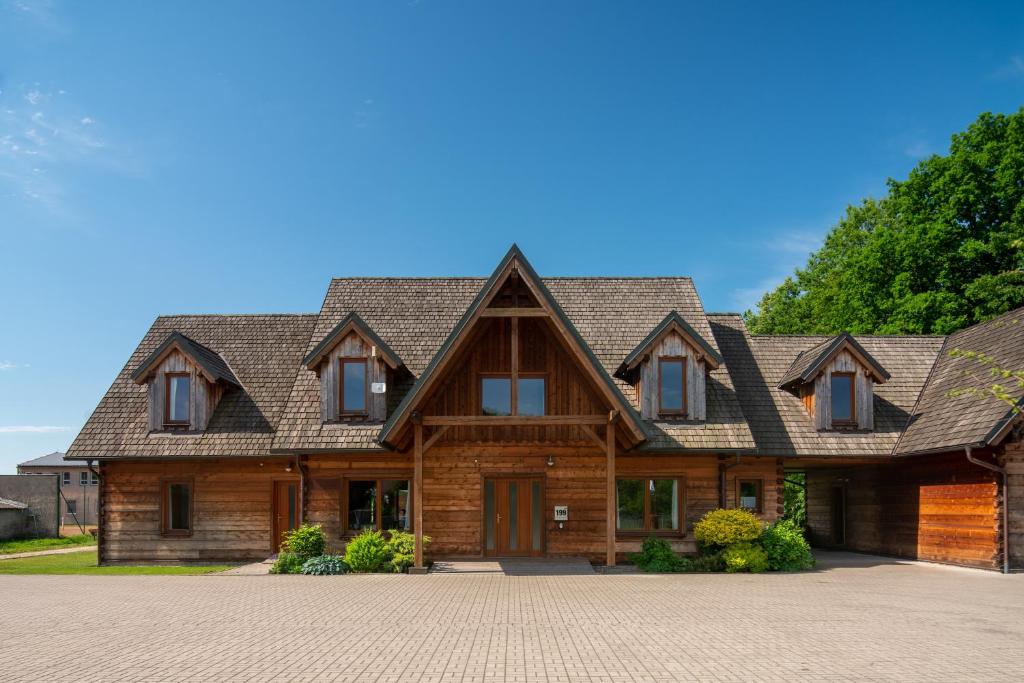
left=722, top=542, right=769, bottom=573
left=693, top=508, right=763, bottom=552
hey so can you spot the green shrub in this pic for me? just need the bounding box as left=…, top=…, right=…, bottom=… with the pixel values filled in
left=722, top=542, right=769, bottom=573
left=281, top=523, right=327, bottom=560
left=760, top=519, right=815, bottom=571
left=687, top=552, right=726, bottom=572
left=344, top=530, right=392, bottom=572
left=387, top=530, right=430, bottom=573
left=301, top=555, right=348, bottom=575
left=269, top=552, right=305, bottom=575
left=693, top=508, right=763, bottom=552
left=628, top=536, right=685, bottom=572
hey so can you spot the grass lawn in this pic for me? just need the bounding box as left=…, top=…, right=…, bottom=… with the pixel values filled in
left=0, top=550, right=233, bottom=575
left=0, top=534, right=97, bottom=555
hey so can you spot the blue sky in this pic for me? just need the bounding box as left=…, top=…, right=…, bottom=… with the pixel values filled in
left=1, top=1, right=1022, bottom=471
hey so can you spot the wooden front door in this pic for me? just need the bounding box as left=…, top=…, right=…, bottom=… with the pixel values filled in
left=272, top=480, right=299, bottom=552
left=483, top=476, right=544, bottom=557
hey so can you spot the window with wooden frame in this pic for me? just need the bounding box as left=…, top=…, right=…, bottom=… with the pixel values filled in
left=830, top=372, right=855, bottom=425
left=339, top=358, right=368, bottom=415
left=737, top=479, right=763, bottom=513
left=615, top=477, right=684, bottom=535
left=161, top=479, right=193, bottom=536
left=341, top=477, right=412, bottom=534
left=658, top=357, right=687, bottom=416
left=480, top=374, right=547, bottom=416
left=164, top=372, right=191, bottom=428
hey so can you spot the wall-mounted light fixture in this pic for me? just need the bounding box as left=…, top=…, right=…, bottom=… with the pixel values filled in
left=285, top=464, right=293, bottom=473
left=546, top=455, right=555, bottom=467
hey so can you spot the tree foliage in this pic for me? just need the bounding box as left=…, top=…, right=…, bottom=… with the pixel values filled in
left=745, top=109, right=1024, bottom=335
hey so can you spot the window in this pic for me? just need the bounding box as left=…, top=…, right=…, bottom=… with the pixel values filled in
left=61, top=472, right=70, bottom=486
left=161, top=480, right=193, bottom=536
left=80, top=471, right=88, bottom=486
left=830, top=372, right=855, bottom=424
left=737, top=479, right=763, bottom=513
left=339, top=358, right=368, bottom=414
left=517, top=376, right=545, bottom=416
left=481, top=376, right=512, bottom=416
left=343, top=478, right=411, bottom=533
left=90, top=472, right=99, bottom=485
left=164, top=372, right=190, bottom=427
left=615, top=478, right=683, bottom=534
left=658, top=357, right=687, bottom=416
left=65, top=500, right=77, bottom=514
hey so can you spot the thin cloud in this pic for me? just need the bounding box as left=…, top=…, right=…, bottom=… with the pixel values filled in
left=903, top=139, right=935, bottom=159
left=992, top=55, right=1024, bottom=80
left=0, top=361, right=25, bottom=371
left=0, top=425, right=68, bottom=433
left=5, top=0, right=69, bottom=34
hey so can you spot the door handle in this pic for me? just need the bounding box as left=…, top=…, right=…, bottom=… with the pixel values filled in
left=497, top=513, right=502, bottom=523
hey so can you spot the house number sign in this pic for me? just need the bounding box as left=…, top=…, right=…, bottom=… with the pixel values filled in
left=553, top=505, right=568, bottom=521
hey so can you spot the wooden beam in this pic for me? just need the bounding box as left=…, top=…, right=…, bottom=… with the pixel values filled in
left=511, top=316, right=519, bottom=414
left=421, top=415, right=609, bottom=426
left=414, top=422, right=424, bottom=569
left=422, top=425, right=449, bottom=453
left=606, top=420, right=616, bottom=567
left=479, top=308, right=548, bottom=317
left=580, top=424, right=605, bottom=450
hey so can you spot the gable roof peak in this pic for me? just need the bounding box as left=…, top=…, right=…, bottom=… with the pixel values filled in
left=777, top=332, right=890, bottom=390
left=302, top=311, right=404, bottom=371
left=617, top=310, right=723, bottom=377
left=130, top=330, right=240, bottom=387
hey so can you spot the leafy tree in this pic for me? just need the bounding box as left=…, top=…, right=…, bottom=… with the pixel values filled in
left=746, top=109, right=1024, bottom=335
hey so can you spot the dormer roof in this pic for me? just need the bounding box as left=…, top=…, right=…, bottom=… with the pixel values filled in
left=615, top=310, right=723, bottom=379
left=130, top=331, right=240, bottom=387
left=302, top=311, right=404, bottom=371
left=777, top=332, right=890, bottom=391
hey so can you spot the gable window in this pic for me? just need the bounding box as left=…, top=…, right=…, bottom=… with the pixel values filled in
left=164, top=372, right=191, bottom=428
left=517, top=376, right=546, bottom=416
left=61, top=472, right=70, bottom=486
left=80, top=472, right=88, bottom=486
left=658, top=357, right=687, bottom=416
left=615, top=478, right=683, bottom=535
left=65, top=500, right=77, bottom=514
left=481, top=376, right=512, bottom=416
left=339, top=358, right=368, bottom=415
left=161, top=480, right=193, bottom=536
left=343, top=478, right=411, bottom=533
left=830, top=372, right=855, bottom=424
left=737, top=479, right=763, bottom=513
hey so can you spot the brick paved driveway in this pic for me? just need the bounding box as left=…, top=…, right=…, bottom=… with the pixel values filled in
left=2, top=552, right=1022, bottom=682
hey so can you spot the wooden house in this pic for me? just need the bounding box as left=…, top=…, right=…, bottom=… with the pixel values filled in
left=66, top=246, right=1024, bottom=570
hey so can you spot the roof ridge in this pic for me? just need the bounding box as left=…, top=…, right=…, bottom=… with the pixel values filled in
left=328, top=275, right=697, bottom=282
left=155, top=313, right=318, bottom=319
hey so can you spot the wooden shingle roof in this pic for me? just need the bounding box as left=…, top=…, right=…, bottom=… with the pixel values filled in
left=130, top=331, right=241, bottom=387
left=777, top=332, right=890, bottom=390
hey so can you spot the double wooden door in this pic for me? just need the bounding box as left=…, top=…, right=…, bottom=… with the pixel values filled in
left=483, top=476, right=544, bottom=557
left=272, top=480, right=299, bottom=552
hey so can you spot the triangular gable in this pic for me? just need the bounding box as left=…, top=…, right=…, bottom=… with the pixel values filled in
left=130, top=331, right=240, bottom=386
left=777, top=332, right=890, bottom=390
left=615, top=310, right=722, bottom=378
left=303, top=312, right=404, bottom=371
left=378, top=245, right=647, bottom=447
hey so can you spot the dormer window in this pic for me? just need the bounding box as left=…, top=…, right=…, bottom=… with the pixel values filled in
left=830, top=372, right=855, bottom=425
left=164, top=372, right=191, bottom=428
left=340, top=358, right=368, bottom=415
left=658, top=357, right=686, bottom=416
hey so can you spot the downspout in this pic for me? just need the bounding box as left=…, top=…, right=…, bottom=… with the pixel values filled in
left=719, top=453, right=741, bottom=508
left=965, top=446, right=1009, bottom=574
left=296, top=456, right=306, bottom=525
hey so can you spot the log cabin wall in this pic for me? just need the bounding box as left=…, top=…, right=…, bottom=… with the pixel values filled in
left=318, top=332, right=388, bottom=422
left=145, top=350, right=223, bottom=432
left=101, top=458, right=295, bottom=564
left=1003, top=437, right=1024, bottom=570
left=805, top=452, right=1000, bottom=569
left=637, top=331, right=706, bottom=421
left=811, top=350, right=875, bottom=430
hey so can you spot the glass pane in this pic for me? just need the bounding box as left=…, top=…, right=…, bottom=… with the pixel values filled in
left=381, top=480, right=410, bottom=530
left=169, top=375, right=190, bottom=422
left=740, top=481, right=759, bottom=510
left=347, top=480, right=377, bottom=530
left=650, top=479, right=679, bottom=530
left=342, top=361, right=367, bottom=412
left=508, top=482, right=518, bottom=550
left=168, top=483, right=190, bottom=530
left=616, top=479, right=644, bottom=530
left=517, top=378, right=546, bottom=416
left=287, top=484, right=296, bottom=529
left=531, top=481, right=542, bottom=551
left=484, top=480, right=496, bottom=551
left=660, top=360, right=684, bottom=412
left=831, top=374, right=853, bottom=421
left=481, top=377, right=512, bottom=416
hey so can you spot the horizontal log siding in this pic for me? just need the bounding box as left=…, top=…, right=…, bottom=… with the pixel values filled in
left=806, top=451, right=1000, bottom=569
left=1004, top=438, right=1024, bottom=571
left=102, top=459, right=296, bottom=564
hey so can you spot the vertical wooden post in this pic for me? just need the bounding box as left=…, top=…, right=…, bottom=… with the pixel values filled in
left=510, top=316, right=519, bottom=413
left=606, top=413, right=616, bottom=567
left=414, top=416, right=424, bottom=570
